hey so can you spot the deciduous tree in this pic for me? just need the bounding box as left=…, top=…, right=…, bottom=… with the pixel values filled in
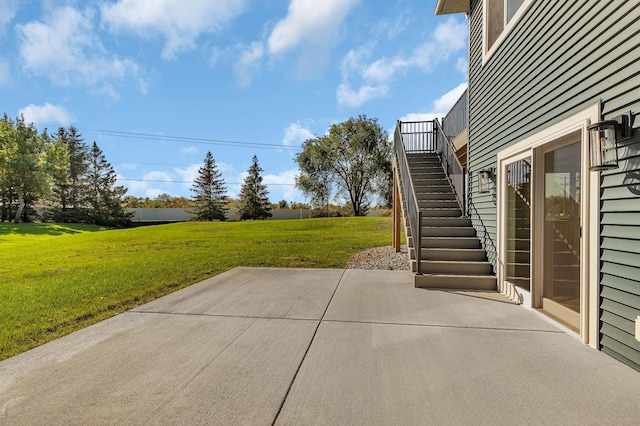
left=295, top=115, right=391, bottom=216
left=0, top=114, right=68, bottom=222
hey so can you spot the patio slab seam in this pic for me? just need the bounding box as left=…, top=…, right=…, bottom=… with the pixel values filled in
left=127, top=310, right=321, bottom=323
left=270, top=269, right=346, bottom=426
left=321, top=318, right=565, bottom=334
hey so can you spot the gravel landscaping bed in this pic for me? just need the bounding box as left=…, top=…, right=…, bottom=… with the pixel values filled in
left=346, top=244, right=410, bottom=271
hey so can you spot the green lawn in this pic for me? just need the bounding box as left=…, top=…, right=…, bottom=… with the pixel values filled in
left=1, top=217, right=393, bottom=360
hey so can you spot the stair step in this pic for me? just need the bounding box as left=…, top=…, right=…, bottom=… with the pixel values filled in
left=411, top=179, right=450, bottom=186
left=414, top=260, right=493, bottom=275
left=418, top=248, right=488, bottom=261
left=409, top=167, right=444, bottom=173
left=399, top=152, right=496, bottom=291
left=415, top=192, right=457, bottom=200
left=413, top=186, right=452, bottom=192
left=414, top=274, right=497, bottom=290
left=418, top=200, right=460, bottom=209
left=422, top=226, right=476, bottom=237
left=411, top=171, right=446, bottom=177
left=421, top=208, right=462, bottom=217
left=421, top=237, right=481, bottom=249
left=422, top=217, right=472, bottom=227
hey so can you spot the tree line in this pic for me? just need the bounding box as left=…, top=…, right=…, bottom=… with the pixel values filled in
left=1, top=113, right=393, bottom=224
left=0, top=115, right=275, bottom=224
left=0, top=115, right=129, bottom=226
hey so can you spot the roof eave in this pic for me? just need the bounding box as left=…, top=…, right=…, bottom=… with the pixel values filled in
left=434, top=0, right=470, bottom=15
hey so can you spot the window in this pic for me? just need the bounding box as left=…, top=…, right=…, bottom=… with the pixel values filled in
left=485, top=0, right=528, bottom=54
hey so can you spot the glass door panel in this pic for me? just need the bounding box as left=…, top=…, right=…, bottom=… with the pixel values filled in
left=543, top=141, right=581, bottom=331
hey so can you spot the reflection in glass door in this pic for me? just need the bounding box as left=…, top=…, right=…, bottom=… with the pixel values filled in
left=543, top=141, right=581, bottom=332
left=506, top=157, right=531, bottom=291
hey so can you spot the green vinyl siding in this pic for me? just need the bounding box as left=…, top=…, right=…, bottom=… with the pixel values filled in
left=468, top=0, right=640, bottom=370
left=599, top=137, right=640, bottom=371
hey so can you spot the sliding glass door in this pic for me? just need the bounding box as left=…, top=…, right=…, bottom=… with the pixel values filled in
left=542, top=141, right=581, bottom=332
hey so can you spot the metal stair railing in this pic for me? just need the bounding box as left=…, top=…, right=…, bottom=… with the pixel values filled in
left=442, top=88, right=468, bottom=141
left=434, top=119, right=466, bottom=216
left=394, top=121, right=423, bottom=274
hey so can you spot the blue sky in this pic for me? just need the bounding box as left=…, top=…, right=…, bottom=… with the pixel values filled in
left=0, top=0, right=468, bottom=203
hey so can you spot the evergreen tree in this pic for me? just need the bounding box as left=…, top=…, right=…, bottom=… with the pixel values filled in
left=190, top=151, right=228, bottom=221
left=51, top=126, right=90, bottom=222
left=86, top=142, right=131, bottom=227
left=238, top=155, right=272, bottom=220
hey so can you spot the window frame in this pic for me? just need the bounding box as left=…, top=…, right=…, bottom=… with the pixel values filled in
left=483, top=0, right=532, bottom=63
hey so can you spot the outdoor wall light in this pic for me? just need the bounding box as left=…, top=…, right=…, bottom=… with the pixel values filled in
left=588, top=113, right=632, bottom=170
left=478, top=169, right=493, bottom=194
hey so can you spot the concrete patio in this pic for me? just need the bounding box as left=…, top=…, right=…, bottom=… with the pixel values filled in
left=1, top=267, right=639, bottom=425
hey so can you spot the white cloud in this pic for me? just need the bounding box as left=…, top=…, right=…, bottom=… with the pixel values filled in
left=336, top=82, right=389, bottom=108
left=18, top=103, right=74, bottom=126
left=398, top=112, right=440, bottom=123
left=263, top=169, right=302, bottom=201
left=233, top=42, right=264, bottom=88
left=174, top=164, right=200, bottom=189
left=180, top=146, right=199, bottom=155
left=144, top=171, right=173, bottom=183
left=433, top=82, right=468, bottom=113
left=145, top=188, right=164, bottom=198
left=17, top=6, right=144, bottom=96
left=362, top=56, right=409, bottom=84
left=268, top=0, right=359, bottom=55
left=120, top=170, right=174, bottom=198
left=267, top=0, right=359, bottom=78
left=101, top=0, right=248, bottom=60
left=399, top=82, right=468, bottom=123
left=455, top=57, right=468, bottom=76
left=0, top=0, right=18, bottom=31
left=282, top=123, right=313, bottom=147
left=337, top=17, right=467, bottom=108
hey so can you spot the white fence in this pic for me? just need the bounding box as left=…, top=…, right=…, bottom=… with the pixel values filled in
left=127, top=208, right=312, bottom=223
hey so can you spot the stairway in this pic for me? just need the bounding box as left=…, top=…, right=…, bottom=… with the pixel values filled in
left=403, top=152, right=496, bottom=290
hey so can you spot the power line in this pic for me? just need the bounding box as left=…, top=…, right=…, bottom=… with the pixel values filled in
left=83, top=128, right=302, bottom=151
left=117, top=178, right=296, bottom=186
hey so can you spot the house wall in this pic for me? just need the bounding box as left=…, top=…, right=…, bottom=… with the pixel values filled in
left=468, top=0, right=640, bottom=369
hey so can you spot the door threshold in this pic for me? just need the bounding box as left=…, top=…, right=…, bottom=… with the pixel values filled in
left=536, top=308, right=580, bottom=334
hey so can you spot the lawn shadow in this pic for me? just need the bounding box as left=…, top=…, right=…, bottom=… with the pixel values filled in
left=0, top=223, right=106, bottom=237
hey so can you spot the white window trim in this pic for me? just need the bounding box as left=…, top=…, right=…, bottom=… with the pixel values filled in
left=483, top=0, right=533, bottom=64
left=496, top=103, right=601, bottom=347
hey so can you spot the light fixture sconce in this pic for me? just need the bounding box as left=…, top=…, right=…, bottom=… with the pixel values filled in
left=478, top=169, right=493, bottom=194
left=588, top=113, right=632, bottom=170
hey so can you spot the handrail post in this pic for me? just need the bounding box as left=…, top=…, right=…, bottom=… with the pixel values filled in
left=394, top=120, right=423, bottom=277
left=416, top=211, right=422, bottom=275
